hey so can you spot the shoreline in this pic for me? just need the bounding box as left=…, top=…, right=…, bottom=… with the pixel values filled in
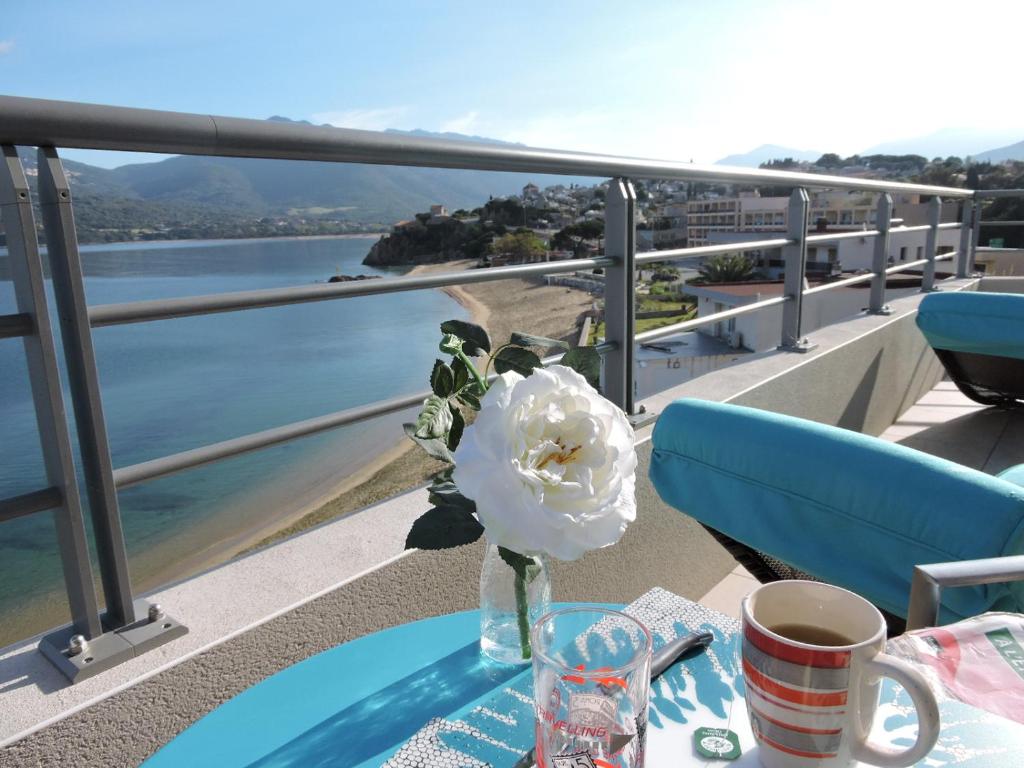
left=1, top=258, right=595, bottom=645
left=141, top=262, right=492, bottom=581
left=70, top=232, right=388, bottom=252
left=141, top=439, right=417, bottom=586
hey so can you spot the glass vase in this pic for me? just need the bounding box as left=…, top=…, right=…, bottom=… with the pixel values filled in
left=479, top=543, right=551, bottom=665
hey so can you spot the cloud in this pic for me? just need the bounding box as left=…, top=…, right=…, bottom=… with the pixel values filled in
left=311, top=106, right=409, bottom=131
left=0, top=40, right=13, bottom=55
left=440, top=111, right=479, bottom=135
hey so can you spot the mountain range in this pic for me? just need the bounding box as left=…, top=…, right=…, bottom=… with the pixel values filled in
left=718, top=130, right=1024, bottom=168
left=20, top=120, right=596, bottom=228
left=973, top=140, right=1024, bottom=164
left=715, top=144, right=822, bottom=167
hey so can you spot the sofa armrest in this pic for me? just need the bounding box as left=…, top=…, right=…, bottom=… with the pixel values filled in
left=907, top=555, right=1024, bottom=631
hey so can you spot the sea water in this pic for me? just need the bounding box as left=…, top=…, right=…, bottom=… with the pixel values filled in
left=0, top=236, right=466, bottom=643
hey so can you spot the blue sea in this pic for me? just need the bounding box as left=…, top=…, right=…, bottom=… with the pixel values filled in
left=0, top=236, right=466, bottom=643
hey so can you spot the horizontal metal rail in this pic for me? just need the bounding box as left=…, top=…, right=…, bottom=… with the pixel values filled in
left=884, top=258, right=930, bottom=275
left=975, top=189, right=1024, bottom=198
left=90, top=256, right=614, bottom=327
left=937, top=222, right=961, bottom=230
left=112, top=391, right=430, bottom=488
left=889, top=224, right=932, bottom=234
left=977, top=220, right=1024, bottom=227
left=0, top=312, right=33, bottom=339
left=635, top=238, right=793, bottom=266
left=112, top=343, right=615, bottom=488
left=0, top=487, right=63, bottom=522
left=0, top=95, right=973, bottom=198
left=802, top=271, right=877, bottom=296
left=634, top=294, right=790, bottom=344
left=805, top=229, right=880, bottom=244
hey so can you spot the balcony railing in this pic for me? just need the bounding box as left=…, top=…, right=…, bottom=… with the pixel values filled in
left=0, top=94, right=1019, bottom=682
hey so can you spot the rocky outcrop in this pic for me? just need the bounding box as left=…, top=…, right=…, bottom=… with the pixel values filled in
left=362, top=217, right=501, bottom=267
left=327, top=274, right=382, bottom=283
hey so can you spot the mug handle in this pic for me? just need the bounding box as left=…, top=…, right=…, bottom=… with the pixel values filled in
left=851, top=652, right=940, bottom=768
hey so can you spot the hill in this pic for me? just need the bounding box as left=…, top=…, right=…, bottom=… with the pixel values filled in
left=859, top=127, right=1024, bottom=160
left=973, top=140, right=1024, bottom=164
left=11, top=122, right=598, bottom=243
left=716, top=144, right=820, bottom=167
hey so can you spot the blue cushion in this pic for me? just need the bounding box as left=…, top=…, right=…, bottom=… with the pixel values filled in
left=1000, top=464, right=1024, bottom=489
left=916, top=292, right=1024, bottom=360
left=649, top=399, right=1024, bottom=623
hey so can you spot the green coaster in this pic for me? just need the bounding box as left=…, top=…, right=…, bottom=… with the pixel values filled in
left=694, top=727, right=742, bottom=760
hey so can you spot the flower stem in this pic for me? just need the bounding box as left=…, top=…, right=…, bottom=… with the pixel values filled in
left=457, top=349, right=488, bottom=393
left=514, top=566, right=531, bottom=660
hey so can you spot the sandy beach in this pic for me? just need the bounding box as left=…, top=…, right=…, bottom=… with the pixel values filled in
left=234, top=259, right=597, bottom=554
left=0, top=257, right=598, bottom=647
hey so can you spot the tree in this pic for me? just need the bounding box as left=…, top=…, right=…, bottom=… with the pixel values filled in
left=488, top=231, right=546, bottom=263
left=696, top=253, right=756, bottom=283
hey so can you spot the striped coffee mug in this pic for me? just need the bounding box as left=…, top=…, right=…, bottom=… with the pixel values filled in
left=741, top=581, right=939, bottom=768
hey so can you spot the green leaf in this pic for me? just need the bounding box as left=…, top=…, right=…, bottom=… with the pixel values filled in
left=447, top=404, right=465, bottom=451
left=457, top=390, right=481, bottom=410
left=406, top=506, right=484, bottom=550
left=403, top=423, right=454, bottom=463
left=498, top=545, right=538, bottom=580
left=414, top=394, right=453, bottom=439
left=427, top=480, right=477, bottom=513
left=560, top=347, right=602, bottom=390
left=451, top=357, right=470, bottom=392
left=430, top=359, right=455, bottom=397
left=433, top=465, right=455, bottom=485
left=441, top=319, right=491, bottom=356
left=494, top=346, right=543, bottom=377
left=510, top=332, right=570, bottom=350
left=439, top=333, right=463, bottom=355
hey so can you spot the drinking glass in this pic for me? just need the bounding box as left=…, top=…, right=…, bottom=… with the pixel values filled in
left=531, top=607, right=652, bottom=768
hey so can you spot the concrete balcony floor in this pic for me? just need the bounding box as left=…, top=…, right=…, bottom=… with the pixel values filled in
left=697, top=379, right=1024, bottom=619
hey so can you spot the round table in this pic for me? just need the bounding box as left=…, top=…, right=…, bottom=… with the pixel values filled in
left=144, top=605, right=602, bottom=768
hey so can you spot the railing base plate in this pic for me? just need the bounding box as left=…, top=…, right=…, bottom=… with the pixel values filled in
left=38, top=625, right=134, bottom=684
left=777, top=340, right=818, bottom=354
left=628, top=410, right=658, bottom=429
left=38, top=600, right=187, bottom=684
left=867, top=305, right=894, bottom=316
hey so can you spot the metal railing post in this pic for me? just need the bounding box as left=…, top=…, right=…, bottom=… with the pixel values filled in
left=957, top=198, right=974, bottom=278
left=34, top=148, right=187, bottom=677
left=869, top=193, right=893, bottom=314
left=778, top=188, right=815, bottom=352
left=37, top=148, right=137, bottom=627
left=603, top=178, right=637, bottom=414
left=0, top=146, right=128, bottom=678
left=921, top=196, right=941, bottom=292
left=970, top=194, right=982, bottom=274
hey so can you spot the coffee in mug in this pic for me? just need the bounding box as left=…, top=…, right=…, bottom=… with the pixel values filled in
left=742, top=581, right=940, bottom=768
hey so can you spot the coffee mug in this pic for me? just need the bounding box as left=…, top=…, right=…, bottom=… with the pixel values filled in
left=741, top=581, right=939, bottom=768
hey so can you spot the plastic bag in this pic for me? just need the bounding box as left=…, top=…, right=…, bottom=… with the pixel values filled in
left=887, top=612, right=1024, bottom=724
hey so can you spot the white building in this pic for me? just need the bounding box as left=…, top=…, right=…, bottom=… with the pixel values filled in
left=685, top=279, right=926, bottom=352
left=686, top=190, right=960, bottom=277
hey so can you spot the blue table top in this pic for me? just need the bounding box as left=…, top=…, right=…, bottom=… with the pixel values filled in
left=144, top=604, right=604, bottom=768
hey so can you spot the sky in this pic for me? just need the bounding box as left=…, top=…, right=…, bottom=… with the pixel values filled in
left=1, top=0, right=1022, bottom=169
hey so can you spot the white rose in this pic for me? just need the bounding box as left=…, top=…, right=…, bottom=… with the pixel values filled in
left=452, top=364, right=637, bottom=561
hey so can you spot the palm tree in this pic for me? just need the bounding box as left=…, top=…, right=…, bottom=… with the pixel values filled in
left=697, top=253, right=757, bottom=283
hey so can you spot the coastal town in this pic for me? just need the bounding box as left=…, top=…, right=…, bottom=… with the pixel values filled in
left=358, top=152, right=1023, bottom=396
